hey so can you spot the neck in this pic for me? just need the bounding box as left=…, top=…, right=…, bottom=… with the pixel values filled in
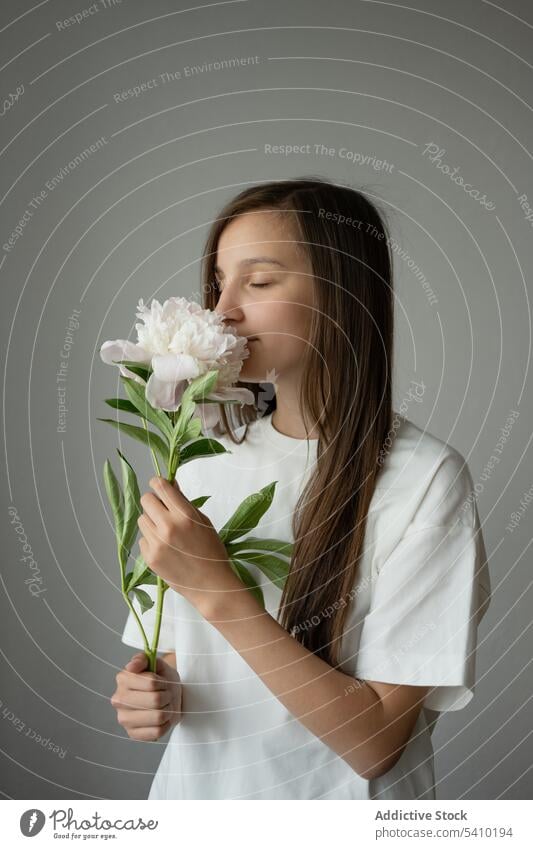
left=270, top=384, right=319, bottom=440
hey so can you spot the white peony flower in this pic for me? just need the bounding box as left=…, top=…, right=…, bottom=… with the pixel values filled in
left=100, top=296, right=255, bottom=419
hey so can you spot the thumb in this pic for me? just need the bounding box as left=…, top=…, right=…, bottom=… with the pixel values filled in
left=125, top=653, right=148, bottom=672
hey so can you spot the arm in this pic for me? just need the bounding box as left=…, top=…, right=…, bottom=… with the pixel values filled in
left=202, top=591, right=429, bottom=781
left=137, top=477, right=427, bottom=778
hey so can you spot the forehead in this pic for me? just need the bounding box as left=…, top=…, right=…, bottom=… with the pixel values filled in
left=216, top=210, right=304, bottom=267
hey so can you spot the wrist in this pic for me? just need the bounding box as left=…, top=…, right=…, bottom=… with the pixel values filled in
left=200, top=578, right=264, bottom=625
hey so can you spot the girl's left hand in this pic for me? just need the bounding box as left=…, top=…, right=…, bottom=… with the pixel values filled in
left=137, top=476, right=242, bottom=619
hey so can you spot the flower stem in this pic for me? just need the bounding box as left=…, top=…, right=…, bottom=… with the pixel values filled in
left=147, top=578, right=169, bottom=672
left=118, top=541, right=150, bottom=658
left=139, top=410, right=180, bottom=671
left=123, top=591, right=151, bottom=657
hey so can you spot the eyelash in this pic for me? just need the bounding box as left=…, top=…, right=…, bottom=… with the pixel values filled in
left=215, top=280, right=271, bottom=291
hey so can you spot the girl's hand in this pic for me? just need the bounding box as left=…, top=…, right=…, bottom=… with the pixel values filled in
left=111, top=652, right=182, bottom=741
left=137, top=476, right=244, bottom=619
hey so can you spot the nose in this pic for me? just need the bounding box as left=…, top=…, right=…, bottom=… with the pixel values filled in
left=216, top=303, right=253, bottom=341
left=215, top=286, right=245, bottom=323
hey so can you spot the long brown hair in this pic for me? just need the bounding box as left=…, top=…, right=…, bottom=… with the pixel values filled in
left=201, top=177, right=394, bottom=668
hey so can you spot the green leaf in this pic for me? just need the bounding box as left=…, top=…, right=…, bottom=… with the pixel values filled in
left=178, top=437, right=228, bottom=465
left=228, top=558, right=265, bottom=608
left=181, top=416, right=202, bottom=443
left=127, top=554, right=149, bottom=590
left=97, top=418, right=169, bottom=467
left=135, top=570, right=158, bottom=587
left=125, top=555, right=158, bottom=592
left=117, top=450, right=141, bottom=558
left=121, top=376, right=173, bottom=441
left=186, top=370, right=219, bottom=402
left=190, top=495, right=211, bottom=509
left=219, top=481, right=277, bottom=544
left=169, top=371, right=222, bottom=446
left=104, top=397, right=139, bottom=414
left=125, top=569, right=157, bottom=592
left=171, top=393, right=197, bottom=446
left=103, top=459, right=124, bottom=543
left=115, top=359, right=152, bottom=382
left=227, top=536, right=293, bottom=558
left=130, top=587, right=155, bottom=614
left=234, top=551, right=289, bottom=591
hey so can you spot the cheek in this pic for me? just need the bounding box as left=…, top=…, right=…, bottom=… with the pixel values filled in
left=262, top=302, right=312, bottom=340
left=252, top=308, right=311, bottom=369
left=277, top=304, right=312, bottom=351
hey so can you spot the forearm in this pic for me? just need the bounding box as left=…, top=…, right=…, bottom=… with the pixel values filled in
left=202, top=589, right=389, bottom=780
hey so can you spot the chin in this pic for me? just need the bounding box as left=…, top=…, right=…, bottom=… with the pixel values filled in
left=239, top=359, right=266, bottom=382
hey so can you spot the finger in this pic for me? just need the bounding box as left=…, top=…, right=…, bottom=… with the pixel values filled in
left=140, top=491, right=168, bottom=523
left=125, top=674, right=168, bottom=692
left=149, top=477, right=192, bottom=517
left=125, top=653, right=148, bottom=672
left=119, top=705, right=173, bottom=727
left=138, top=512, right=157, bottom=536
left=116, top=693, right=161, bottom=711
left=129, top=719, right=174, bottom=740
left=115, top=686, right=172, bottom=709
left=122, top=663, right=169, bottom=691
left=124, top=652, right=168, bottom=676
left=154, top=655, right=175, bottom=675
left=139, top=517, right=170, bottom=551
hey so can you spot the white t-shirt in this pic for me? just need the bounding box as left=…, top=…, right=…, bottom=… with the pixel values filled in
left=121, top=411, right=491, bottom=800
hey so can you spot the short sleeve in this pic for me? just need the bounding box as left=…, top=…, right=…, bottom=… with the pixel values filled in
left=355, top=452, right=491, bottom=713
left=121, top=583, right=175, bottom=653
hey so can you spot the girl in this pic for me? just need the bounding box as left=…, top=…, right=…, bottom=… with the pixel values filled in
left=113, top=177, right=491, bottom=800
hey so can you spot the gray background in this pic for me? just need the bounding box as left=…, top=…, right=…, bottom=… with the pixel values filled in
left=1, top=0, right=532, bottom=800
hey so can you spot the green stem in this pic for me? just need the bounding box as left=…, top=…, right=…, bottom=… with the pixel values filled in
left=148, top=578, right=169, bottom=672
left=123, top=591, right=151, bottom=657
left=118, top=540, right=150, bottom=658
left=134, top=410, right=180, bottom=671
left=144, top=447, right=181, bottom=671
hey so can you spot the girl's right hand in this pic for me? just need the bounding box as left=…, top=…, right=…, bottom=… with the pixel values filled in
left=111, top=652, right=182, bottom=741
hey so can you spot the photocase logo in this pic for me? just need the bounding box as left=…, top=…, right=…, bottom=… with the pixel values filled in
left=20, top=809, right=45, bottom=836
left=257, top=368, right=279, bottom=416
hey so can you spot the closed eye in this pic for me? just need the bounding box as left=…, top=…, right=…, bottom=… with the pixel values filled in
left=214, top=279, right=272, bottom=292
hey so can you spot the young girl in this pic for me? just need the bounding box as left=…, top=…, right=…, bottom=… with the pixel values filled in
left=114, top=177, right=491, bottom=800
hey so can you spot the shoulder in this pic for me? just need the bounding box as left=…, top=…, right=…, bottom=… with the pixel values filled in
left=376, top=413, right=477, bottom=529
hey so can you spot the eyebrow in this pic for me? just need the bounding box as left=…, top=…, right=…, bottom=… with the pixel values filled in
left=214, top=256, right=287, bottom=275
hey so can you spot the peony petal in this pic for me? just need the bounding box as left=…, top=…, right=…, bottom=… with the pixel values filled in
left=100, top=339, right=151, bottom=366
left=100, top=340, right=151, bottom=382
left=145, top=374, right=187, bottom=412
left=151, top=353, right=201, bottom=383
left=196, top=402, right=222, bottom=432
